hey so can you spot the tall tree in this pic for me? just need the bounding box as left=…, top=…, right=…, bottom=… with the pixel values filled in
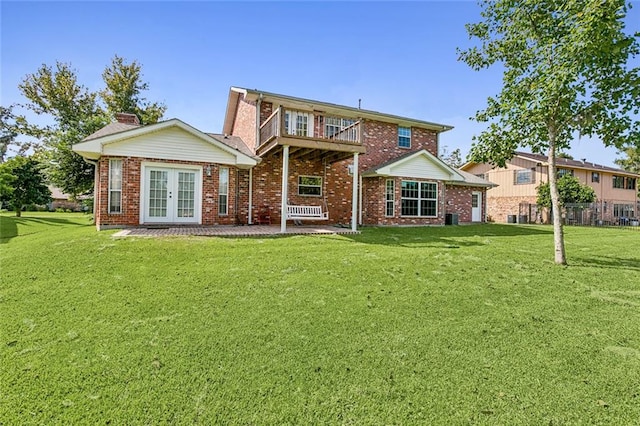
left=0, top=156, right=51, bottom=217
left=101, top=55, right=166, bottom=124
left=440, top=146, right=464, bottom=168
left=459, top=0, right=640, bottom=264
left=615, top=147, right=640, bottom=173
left=17, top=56, right=165, bottom=197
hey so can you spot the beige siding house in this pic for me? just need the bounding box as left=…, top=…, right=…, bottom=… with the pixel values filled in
left=462, top=152, right=639, bottom=224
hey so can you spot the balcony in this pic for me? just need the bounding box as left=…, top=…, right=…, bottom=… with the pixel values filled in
left=258, top=107, right=366, bottom=162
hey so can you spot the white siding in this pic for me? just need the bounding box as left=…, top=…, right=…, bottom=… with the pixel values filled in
left=103, top=127, right=237, bottom=164
left=389, top=156, right=452, bottom=180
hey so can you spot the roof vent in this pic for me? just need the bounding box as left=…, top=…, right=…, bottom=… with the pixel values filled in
left=115, top=113, right=140, bottom=125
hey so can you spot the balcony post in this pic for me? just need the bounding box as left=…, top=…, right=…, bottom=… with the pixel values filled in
left=351, top=152, right=359, bottom=232
left=280, top=145, right=289, bottom=233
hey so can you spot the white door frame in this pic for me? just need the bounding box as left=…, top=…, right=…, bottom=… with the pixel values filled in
left=471, top=191, right=482, bottom=222
left=139, top=162, right=202, bottom=225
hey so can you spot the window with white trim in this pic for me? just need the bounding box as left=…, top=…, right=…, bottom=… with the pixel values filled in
left=298, top=176, right=322, bottom=196
left=325, top=117, right=356, bottom=138
left=401, top=181, right=437, bottom=217
left=219, top=167, right=229, bottom=216
left=385, top=179, right=395, bottom=217
left=108, top=159, right=122, bottom=214
left=398, top=126, right=411, bottom=148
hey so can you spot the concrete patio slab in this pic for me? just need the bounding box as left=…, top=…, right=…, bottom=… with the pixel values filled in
left=112, top=225, right=359, bottom=238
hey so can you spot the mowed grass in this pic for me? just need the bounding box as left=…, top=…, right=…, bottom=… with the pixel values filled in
left=1, top=213, right=639, bottom=424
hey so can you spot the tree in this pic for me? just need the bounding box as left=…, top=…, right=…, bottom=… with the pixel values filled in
left=0, top=156, right=51, bottom=217
left=458, top=0, right=640, bottom=264
left=16, top=56, right=166, bottom=197
left=440, top=146, right=464, bottom=168
left=101, top=55, right=166, bottom=125
left=536, top=174, right=596, bottom=208
left=615, top=146, right=640, bottom=174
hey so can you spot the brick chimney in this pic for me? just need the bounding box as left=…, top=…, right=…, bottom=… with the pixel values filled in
left=115, top=113, right=140, bottom=125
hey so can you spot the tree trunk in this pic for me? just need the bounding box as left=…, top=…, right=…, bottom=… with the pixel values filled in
left=15, top=207, right=21, bottom=217
left=547, top=138, right=567, bottom=265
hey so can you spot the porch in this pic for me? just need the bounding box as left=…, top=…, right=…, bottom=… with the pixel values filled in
left=113, top=224, right=360, bottom=238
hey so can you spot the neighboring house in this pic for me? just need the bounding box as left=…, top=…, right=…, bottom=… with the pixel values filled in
left=48, top=186, right=83, bottom=211
left=461, top=151, right=640, bottom=224
left=73, top=89, right=494, bottom=231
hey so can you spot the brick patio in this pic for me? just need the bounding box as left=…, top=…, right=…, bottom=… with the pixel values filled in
left=112, top=225, right=359, bottom=238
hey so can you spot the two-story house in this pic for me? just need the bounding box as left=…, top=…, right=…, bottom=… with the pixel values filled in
left=74, top=86, right=494, bottom=231
left=461, top=151, right=640, bottom=224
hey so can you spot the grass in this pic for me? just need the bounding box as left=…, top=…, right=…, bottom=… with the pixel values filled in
left=1, top=212, right=640, bottom=424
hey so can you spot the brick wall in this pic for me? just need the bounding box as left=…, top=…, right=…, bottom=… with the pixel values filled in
left=359, top=121, right=439, bottom=171
left=96, top=156, right=242, bottom=229
left=486, top=195, right=537, bottom=223
left=362, top=176, right=446, bottom=225
left=232, top=98, right=257, bottom=149
left=445, top=185, right=487, bottom=223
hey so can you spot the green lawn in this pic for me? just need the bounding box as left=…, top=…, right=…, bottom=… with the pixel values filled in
left=1, top=213, right=639, bottom=424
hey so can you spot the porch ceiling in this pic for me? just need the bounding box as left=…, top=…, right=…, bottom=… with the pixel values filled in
left=257, top=136, right=366, bottom=163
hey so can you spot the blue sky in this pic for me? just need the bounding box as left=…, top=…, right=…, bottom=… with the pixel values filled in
left=2, top=1, right=639, bottom=166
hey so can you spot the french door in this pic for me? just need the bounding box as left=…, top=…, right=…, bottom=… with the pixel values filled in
left=143, top=166, right=201, bottom=224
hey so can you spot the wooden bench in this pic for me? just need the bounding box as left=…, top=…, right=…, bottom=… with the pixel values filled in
left=286, top=205, right=329, bottom=221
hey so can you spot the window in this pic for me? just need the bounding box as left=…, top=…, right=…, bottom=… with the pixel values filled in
left=108, top=159, right=122, bottom=214
left=298, top=176, right=322, bottom=196
left=385, top=180, right=395, bottom=217
left=284, top=111, right=312, bottom=137
left=514, top=169, right=533, bottom=185
left=591, top=172, right=600, bottom=183
left=401, top=181, right=437, bottom=217
left=557, top=168, right=573, bottom=178
left=219, top=167, right=229, bottom=215
left=625, top=177, right=636, bottom=190
left=325, top=117, right=356, bottom=140
left=398, top=126, right=411, bottom=148
left=613, top=204, right=635, bottom=218
left=613, top=175, right=625, bottom=189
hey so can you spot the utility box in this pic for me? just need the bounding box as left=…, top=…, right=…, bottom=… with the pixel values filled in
left=445, top=213, right=459, bottom=225
left=507, top=215, right=517, bottom=223
left=518, top=215, right=528, bottom=224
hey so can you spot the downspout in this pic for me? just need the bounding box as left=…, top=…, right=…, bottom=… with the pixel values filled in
left=83, top=158, right=99, bottom=229
left=255, top=93, right=263, bottom=150
left=248, top=167, right=253, bottom=225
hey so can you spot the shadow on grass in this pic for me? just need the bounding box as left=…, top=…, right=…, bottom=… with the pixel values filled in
left=0, top=214, right=90, bottom=244
left=345, top=224, right=553, bottom=248
left=570, top=255, right=640, bottom=272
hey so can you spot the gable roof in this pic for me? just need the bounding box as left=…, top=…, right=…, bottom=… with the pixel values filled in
left=73, top=118, right=258, bottom=167
left=223, top=86, right=454, bottom=136
left=361, top=149, right=495, bottom=187
left=462, top=151, right=639, bottom=177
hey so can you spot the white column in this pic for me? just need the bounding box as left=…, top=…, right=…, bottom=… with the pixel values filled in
left=351, top=152, right=359, bottom=231
left=280, top=145, right=289, bottom=233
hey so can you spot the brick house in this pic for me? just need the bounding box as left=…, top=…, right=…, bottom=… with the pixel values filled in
left=74, top=87, right=494, bottom=231
left=461, top=151, right=640, bottom=224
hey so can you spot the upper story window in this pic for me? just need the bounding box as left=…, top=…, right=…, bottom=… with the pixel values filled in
left=398, top=126, right=411, bottom=148
left=613, top=175, right=625, bottom=189
left=284, top=110, right=313, bottom=137
left=108, top=159, right=122, bottom=214
left=626, top=177, right=637, bottom=190
left=514, top=169, right=534, bottom=185
left=557, top=168, right=573, bottom=178
left=325, top=117, right=356, bottom=138
left=298, top=176, right=322, bottom=196
left=591, top=172, right=600, bottom=183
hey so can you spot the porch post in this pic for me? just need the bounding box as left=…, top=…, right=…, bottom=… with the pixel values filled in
left=351, top=152, right=359, bottom=231
left=280, top=145, right=289, bottom=233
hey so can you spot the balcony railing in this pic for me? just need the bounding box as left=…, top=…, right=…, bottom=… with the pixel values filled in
left=259, top=107, right=361, bottom=147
